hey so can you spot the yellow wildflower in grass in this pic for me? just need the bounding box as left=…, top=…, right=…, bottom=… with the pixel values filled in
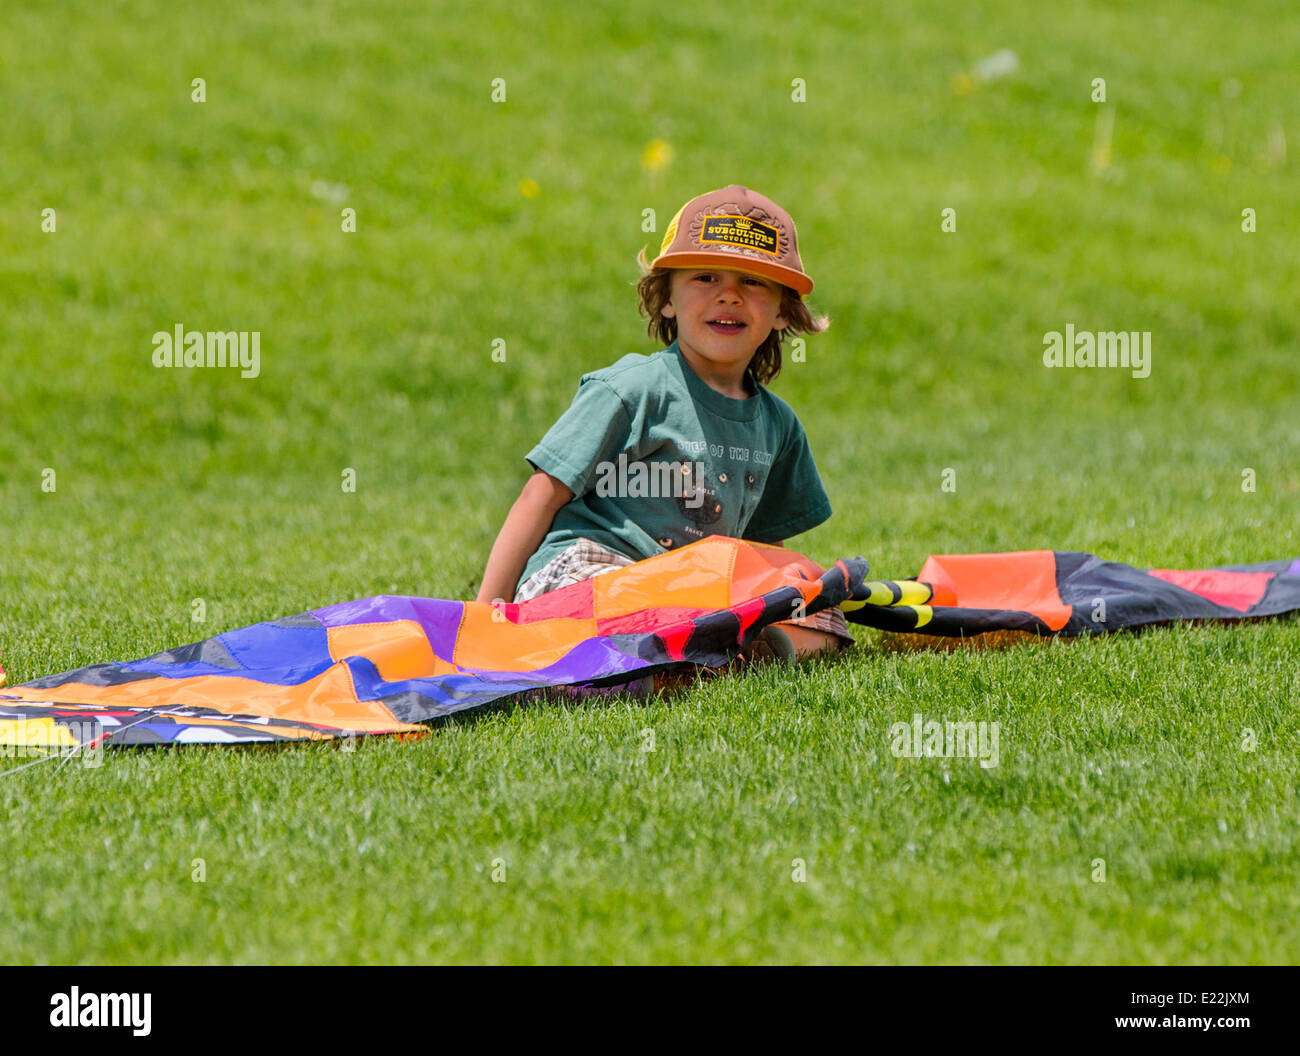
left=641, top=139, right=674, bottom=173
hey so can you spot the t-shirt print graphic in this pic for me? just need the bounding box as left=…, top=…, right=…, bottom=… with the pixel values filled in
left=674, top=464, right=724, bottom=541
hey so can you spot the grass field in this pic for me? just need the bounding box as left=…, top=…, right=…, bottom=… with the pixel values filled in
left=2, top=0, right=1298, bottom=964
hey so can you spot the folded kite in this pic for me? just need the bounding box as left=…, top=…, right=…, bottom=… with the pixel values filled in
left=843, top=550, right=1300, bottom=636
left=2, top=537, right=1297, bottom=751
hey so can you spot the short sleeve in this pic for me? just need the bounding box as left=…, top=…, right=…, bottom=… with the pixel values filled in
left=743, top=419, right=832, bottom=542
left=524, top=377, right=635, bottom=496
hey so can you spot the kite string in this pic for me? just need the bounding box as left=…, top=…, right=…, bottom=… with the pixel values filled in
left=0, top=744, right=82, bottom=777
left=0, top=703, right=195, bottom=778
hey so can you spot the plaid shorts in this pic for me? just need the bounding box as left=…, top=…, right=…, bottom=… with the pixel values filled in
left=514, top=538, right=635, bottom=601
left=514, top=539, right=855, bottom=647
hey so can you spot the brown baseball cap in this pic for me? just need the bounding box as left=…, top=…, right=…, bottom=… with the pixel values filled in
left=651, top=184, right=814, bottom=295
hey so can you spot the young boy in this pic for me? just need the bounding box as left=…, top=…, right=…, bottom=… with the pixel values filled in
left=475, top=184, right=853, bottom=661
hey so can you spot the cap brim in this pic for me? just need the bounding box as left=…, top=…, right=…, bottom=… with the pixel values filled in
left=650, top=252, right=813, bottom=296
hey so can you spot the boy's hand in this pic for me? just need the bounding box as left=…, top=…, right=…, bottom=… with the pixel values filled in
left=475, top=470, right=574, bottom=605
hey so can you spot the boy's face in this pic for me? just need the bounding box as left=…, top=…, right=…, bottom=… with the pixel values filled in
left=661, top=267, right=789, bottom=373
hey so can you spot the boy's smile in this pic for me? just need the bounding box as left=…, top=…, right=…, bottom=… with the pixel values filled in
left=661, top=267, right=788, bottom=398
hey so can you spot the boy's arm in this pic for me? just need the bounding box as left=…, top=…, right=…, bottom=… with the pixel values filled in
left=475, top=470, right=575, bottom=604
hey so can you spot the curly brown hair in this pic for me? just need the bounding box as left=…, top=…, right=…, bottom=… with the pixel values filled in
left=634, top=246, right=829, bottom=386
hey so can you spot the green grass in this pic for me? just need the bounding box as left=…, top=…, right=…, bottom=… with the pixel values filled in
left=1, top=0, right=1298, bottom=963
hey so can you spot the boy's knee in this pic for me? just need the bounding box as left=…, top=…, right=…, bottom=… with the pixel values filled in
left=782, top=623, right=849, bottom=660
left=769, top=622, right=848, bottom=661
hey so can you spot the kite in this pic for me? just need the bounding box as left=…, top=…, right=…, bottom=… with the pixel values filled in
left=1, top=537, right=1297, bottom=752
left=843, top=550, right=1300, bottom=636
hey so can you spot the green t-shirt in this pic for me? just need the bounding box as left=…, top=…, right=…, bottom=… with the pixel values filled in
left=517, top=340, right=832, bottom=593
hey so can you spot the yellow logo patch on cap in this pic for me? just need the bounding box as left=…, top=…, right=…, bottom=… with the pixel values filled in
left=699, top=214, right=779, bottom=256
left=659, top=205, right=685, bottom=257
